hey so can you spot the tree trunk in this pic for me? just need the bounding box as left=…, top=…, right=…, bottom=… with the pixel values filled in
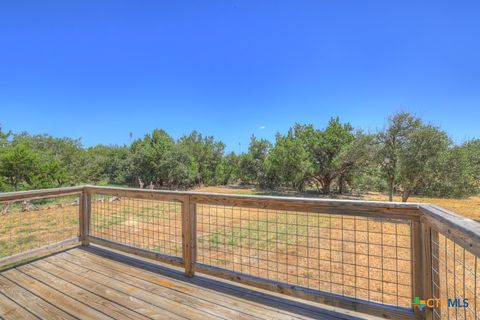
left=388, top=179, right=394, bottom=202
left=322, top=177, right=332, bottom=195
left=401, top=189, right=411, bottom=202
left=338, top=175, right=346, bottom=194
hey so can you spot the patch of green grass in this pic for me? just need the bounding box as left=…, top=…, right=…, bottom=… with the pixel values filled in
left=68, top=217, right=79, bottom=225
left=95, top=213, right=128, bottom=230
left=0, top=256, right=38, bottom=271
left=94, top=204, right=180, bottom=230
left=16, top=235, right=38, bottom=246
left=17, top=228, right=33, bottom=234
left=199, top=213, right=330, bottom=251
left=0, top=240, right=8, bottom=258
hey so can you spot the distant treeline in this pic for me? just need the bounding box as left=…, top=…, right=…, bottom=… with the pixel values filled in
left=1, top=112, right=479, bottom=202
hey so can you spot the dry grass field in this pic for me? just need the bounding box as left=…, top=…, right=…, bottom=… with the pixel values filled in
left=1, top=186, right=479, bottom=316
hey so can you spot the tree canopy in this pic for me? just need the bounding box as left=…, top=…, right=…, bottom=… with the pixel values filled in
left=0, top=112, right=478, bottom=202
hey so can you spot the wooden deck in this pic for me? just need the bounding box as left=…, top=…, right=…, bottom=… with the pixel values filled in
left=0, top=246, right=383, bottom=320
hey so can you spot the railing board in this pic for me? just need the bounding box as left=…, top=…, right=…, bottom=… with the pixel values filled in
left=0, top=237, right=80, bottom=269
left=195, top=263, right=415, bottom=320
left=0, top=186, right=83, bottom=202
left=420, top=204, right=480, bottom=257
left=88, top=236, right=183, bottom=267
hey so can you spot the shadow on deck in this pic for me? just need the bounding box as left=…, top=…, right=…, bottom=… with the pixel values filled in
left=0, top=246, right=382, bottom=320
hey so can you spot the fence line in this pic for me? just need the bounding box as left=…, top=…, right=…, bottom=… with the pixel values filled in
left=1, top=185, right=479, bottom=320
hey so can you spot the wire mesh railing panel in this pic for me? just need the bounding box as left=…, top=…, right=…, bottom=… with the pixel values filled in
left=431, top=232, right=479, bottom=320
left=90, top=194, right=182, bottom=258
left=0, top=195, right=80, bottom=259
left=196, top=204, right=413, bottom=308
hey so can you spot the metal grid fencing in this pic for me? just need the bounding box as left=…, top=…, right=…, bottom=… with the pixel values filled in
left=431, top=232, right=479, bottom=319
left=90, top=193, right=183, bottom=258
left=0, top=195, right=79, bottom=259
left=195, top=203, right=413, bottom=308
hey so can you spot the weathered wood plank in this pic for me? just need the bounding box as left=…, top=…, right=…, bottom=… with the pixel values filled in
left=0, top=292, right=38, bottom=320
left=76, top=246, right=386, bottom=320
left=411, top=220, right=423, bottom=320
left=18, top=263, right=149, bottom=320
left=0, top=274, right=75, bottom=320
left=0, top=186, right=83, bottom=202
left=85, top=186, right=188, bottom=203
left=420, top=204, right=480, bottom=257
left=0, top=238, right=79, bottom=269
left=88, top=236, right=183, bottom=267
left=84, top=185, right=421, bottom=213
left=59, top=251, right=266, bottom=320
left=42, top=256, right=221, bottom=320
left=421, top=224, right=433, bottom=320
left=69, top=249, right=321, bottom=320
left=2, top=269, right=113, bottom=320
left=182, top=197, right=196, bottom=277
left=194, top=263, right=415, bottom=320
left=31, top=259, right=185, bottom=320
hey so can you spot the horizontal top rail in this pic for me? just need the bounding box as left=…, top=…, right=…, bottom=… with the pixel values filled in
left=85, top=185, right=423, bottom=207
left=420, top=204, right=480, bottom=256
left=86, top=185, right=424, bottom=219
left=0, top=186, right=84, bottom=202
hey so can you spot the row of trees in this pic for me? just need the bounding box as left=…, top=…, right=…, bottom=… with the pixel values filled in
left=1, top=112, right=479, bottom=202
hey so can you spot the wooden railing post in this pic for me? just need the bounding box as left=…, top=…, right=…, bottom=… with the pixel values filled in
left=412, top=220, right=426, bottom=319
left=430, top=229, right=441, bottom=319
left=182, top=196, right=196, bottom=277
left=422, top=224, right=434, bottom=320
left=80, top=188, right=91, bottom=246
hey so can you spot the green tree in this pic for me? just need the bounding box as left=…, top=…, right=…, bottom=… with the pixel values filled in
left=178, top=131, right=225, bottom=185
left=377, top=112, right=421, bottom=201
left=0, top=141, right=66, bottom=190
left=266, top=130, right=313, bottom=191
left=294, top=118, right=356, bottom=194
left=238, top=136, right=272, bottom=186
left=397, top=124, right=450, bottom=202
left=129, top=129, right=176, bottom=187
left=334, top=132, right=376, bottom=194
left=423, top=139, right=480, bottom=198
left=219, top=152, right=240, bottom=185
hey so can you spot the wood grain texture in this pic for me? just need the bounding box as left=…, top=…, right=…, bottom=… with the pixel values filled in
left=77, top=246, right=396, bottom=320
left=0, top=186, right=82, bottom=202
left=0, top=291, right=38, bottom=320
left=0, top=247, right=390, bottom=320
left=0, top=237, right=79, bottom=269
left=420, top=204, right=480, bottom=256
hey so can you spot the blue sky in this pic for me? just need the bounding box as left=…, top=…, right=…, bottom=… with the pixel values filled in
left=1, top=1, right=479, bottom=152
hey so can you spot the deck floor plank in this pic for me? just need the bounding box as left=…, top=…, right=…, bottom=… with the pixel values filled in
left=62, top=250, right=296, bottom=320
left=0, top=247, right=384, bottom=320
left=2, top=269, right=113, bottom=320
left=40, top=257, right=222, bottom=320
left=73, top=247, right=357, bottom=320
left=31, top=259, right=188, bottom=320
left=0, top=291, right=38, bottom=320
left=17, top=263, right=150, bottom=320
left=0, top=274, right=75, bottom=320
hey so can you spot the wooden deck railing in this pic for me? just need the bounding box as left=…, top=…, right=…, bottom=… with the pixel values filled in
left=1, top=185, right=479, bottom=320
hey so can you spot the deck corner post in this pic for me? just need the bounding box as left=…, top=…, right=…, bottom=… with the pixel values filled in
left=412, top=220, right=425, bottom=319
left=412, top=220, right=434, bottom=320
left=80, top=187, right=91, bottom=246
left=182, top=196, right=196, bottom=277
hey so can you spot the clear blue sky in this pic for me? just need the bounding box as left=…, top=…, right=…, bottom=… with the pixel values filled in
left=1, top=1, right=479, bottom=152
